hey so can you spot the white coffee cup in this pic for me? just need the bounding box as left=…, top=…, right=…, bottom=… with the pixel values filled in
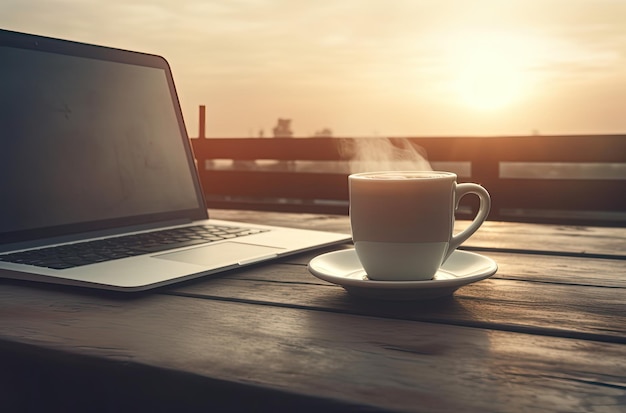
left=349, top=171, right=491, bottom=281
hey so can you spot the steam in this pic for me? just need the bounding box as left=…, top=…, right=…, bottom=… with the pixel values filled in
left=339, top=138, right=432, bottom=174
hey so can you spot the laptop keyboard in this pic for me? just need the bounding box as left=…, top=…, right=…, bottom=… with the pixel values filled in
left=0, top=224, right=268, bottom=270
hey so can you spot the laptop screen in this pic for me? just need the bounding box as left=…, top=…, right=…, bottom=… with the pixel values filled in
left=0, top=30, right=207, bottom=245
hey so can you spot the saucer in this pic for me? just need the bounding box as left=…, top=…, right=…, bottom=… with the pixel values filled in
left=308, top=249, right=497, bottom=301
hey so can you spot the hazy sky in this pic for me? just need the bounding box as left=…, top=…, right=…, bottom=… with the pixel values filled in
left=2, top=0, right=626, bottom=137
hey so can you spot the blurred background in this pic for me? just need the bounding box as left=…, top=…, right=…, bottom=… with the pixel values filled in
left=2, top=0, right=625, bottom=138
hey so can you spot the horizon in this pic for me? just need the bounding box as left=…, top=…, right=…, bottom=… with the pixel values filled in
left=2, top=0, right=626, bottom=137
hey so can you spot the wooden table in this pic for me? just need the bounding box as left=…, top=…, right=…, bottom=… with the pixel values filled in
left=1, top=210, right=625, bottom=412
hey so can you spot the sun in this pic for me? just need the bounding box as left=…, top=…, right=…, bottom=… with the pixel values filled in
left=446, top=32, right=535, bottom=111
left=454, top=52, right=526, bottom=111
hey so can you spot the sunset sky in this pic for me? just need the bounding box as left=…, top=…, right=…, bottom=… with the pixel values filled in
left=2, top=0, right=625, bottom=137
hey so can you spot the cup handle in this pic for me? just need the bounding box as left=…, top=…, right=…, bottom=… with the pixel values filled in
left=444, top=183, right=491, bottom=261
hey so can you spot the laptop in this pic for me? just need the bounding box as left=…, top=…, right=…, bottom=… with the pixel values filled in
left=0, top=29, right=351, bottom=292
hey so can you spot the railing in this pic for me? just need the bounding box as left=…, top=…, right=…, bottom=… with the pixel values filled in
left=190, top=112, right=626, bottom=227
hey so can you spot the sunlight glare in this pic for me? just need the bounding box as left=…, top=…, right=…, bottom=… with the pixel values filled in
left=447, top=32, right=535, bottom=112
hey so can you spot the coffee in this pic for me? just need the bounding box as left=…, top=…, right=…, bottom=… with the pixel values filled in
left=361, top=172, right=448, bottom=180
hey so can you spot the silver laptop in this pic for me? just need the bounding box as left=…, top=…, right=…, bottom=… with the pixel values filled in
left=0, top=29, right=350, bottom=292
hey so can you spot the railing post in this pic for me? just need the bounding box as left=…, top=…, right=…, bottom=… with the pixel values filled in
left=198, top=105, right=206, bottom=139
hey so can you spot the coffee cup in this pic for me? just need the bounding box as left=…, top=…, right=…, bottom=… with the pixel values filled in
left=349, top=171, right=490, bottom=281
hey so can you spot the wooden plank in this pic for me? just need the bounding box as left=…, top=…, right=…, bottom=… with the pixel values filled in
left=209, top=210, right=626, bottom=257
left=494, top=179, right=626, bottom=211
left=200, top=170, right=348, bottom=200
left=206, top=199, right=349, bottom=216
left=0, top=340, right=364, bottom=412
left=416, top=135, right=626, bottom=162
left=167, top=253, right=626, bottom=343
left=279, top=250, right=626, bottom=289
left=192, top=137, right=345, bottom=161
left=191, top=136, right=626, bottom=163
left=0, top=284, right=624, bottom=413
left=201, top=174, right=626, bottom=212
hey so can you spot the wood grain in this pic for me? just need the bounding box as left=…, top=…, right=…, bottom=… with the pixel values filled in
left=1, top=285, right=625, bottom=413
left=166, top=254, right=626, bottom=343
left=210, top=209, right=626, bottom=257
left=2, top=211, right=625, bottom=412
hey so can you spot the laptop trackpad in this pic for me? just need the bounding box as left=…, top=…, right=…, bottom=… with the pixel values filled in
left=156, top=242, right=284, bottom=267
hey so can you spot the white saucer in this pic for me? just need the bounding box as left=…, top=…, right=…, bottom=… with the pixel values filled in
left=308, top=249, right=497, bottom=301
